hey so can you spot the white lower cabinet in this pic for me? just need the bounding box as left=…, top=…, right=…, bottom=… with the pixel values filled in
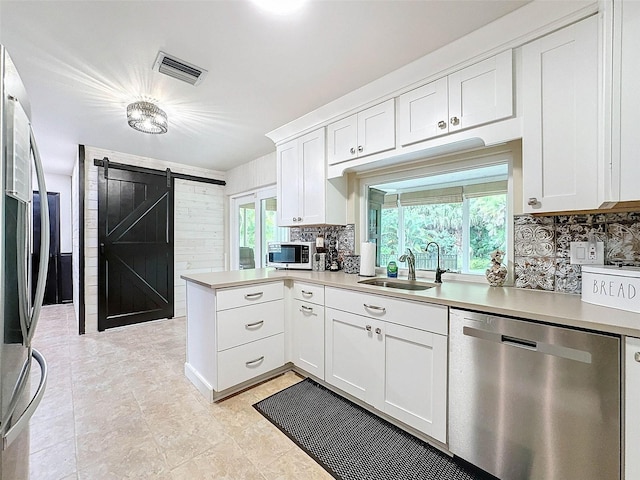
left=380, top=320, right=447, bottom=439
left=217, top=334, right=284, bottom=392
left=324, top=287, right=448, bottom=443
left=184, top=280, right=285, bottom=400
left=626, top=336, right=640, bottom=480
left=292, top=282, right=325, bottom=379
left=325, top=308, right=381, bottom=404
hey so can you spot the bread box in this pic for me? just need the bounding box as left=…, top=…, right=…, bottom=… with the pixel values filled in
left=581, top=265, right=640, bottom=313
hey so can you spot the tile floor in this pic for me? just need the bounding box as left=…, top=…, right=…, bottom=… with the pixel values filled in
left=29, top=304, right=332, bottom=480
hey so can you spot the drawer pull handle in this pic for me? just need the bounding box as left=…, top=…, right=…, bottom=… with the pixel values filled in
left=245, top=356, right=265, bottom=367
left=300, top=305, right=314, bottom=313
left=364, top=303, right=386, bottom=313
left=301, top=290, right=313, bottom=297
left=244, top=292, right=263, bottom=300
left=245, top=320, right=264, bottom=329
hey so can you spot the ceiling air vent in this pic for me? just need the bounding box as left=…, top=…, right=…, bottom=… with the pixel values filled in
left=152, top=51, right=208, bottom=86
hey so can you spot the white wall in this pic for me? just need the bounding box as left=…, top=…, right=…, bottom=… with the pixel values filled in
left=224, top=151, right=276, bottom=196
left=81, top=146, right=225, bottom=333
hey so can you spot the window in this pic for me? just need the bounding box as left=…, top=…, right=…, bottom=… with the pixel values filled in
left=231, top=187, right=288, bottom=270
left=368, top=163, right=509, bottom=275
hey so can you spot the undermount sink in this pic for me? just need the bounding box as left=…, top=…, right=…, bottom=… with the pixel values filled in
left=357, top=278, right=437, bottom=291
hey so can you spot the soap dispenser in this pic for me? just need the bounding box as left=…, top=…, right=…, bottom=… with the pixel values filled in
left=387, top=254, right=398, bottom=278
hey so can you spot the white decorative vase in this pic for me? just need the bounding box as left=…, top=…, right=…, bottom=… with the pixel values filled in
left=485, top=250, right=507, bottom=287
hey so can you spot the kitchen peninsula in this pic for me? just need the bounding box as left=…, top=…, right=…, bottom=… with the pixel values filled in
left=182, top=268, right=638, bottom=479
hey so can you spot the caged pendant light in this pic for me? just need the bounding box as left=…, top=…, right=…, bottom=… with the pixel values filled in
left=126, top=101, right=168, bottom=134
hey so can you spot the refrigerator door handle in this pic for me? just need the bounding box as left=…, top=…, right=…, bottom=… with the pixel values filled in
left=2, top=349, right=48, bottom=450
left=25, top=127, right=49, bottom=346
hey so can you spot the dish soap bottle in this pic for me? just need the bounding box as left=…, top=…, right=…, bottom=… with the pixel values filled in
left=387, top=255, right=398, bottom=278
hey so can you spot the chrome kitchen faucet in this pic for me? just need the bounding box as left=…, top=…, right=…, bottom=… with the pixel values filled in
left=398, top=248, right=416, bottom=281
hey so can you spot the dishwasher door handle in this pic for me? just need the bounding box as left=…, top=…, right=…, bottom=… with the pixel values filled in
left=462, top=326, right=592, bottom=364
left=501, top=335, right=537, bottom=350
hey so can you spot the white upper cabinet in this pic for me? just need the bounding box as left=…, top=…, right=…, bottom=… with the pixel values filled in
left=398, top=50, right=513, bottom=147
left=448, top=50, right=513, bottom=132
left=397, top=78, right=449, bottom=146
left=521, top=15, right=600, bottom=213
left=276, top=128, right=346, bottom=227
left=612, top=0, right=640, bottom=202
left=327, top=99, right=395, bottom=165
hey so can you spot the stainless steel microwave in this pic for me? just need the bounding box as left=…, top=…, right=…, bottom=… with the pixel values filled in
left=266, top=241, right=314, bottom=270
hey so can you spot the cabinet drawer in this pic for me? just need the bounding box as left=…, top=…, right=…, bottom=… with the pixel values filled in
left=216, top=281, right=283, bottom=311
left=217, top=334, right=284, bottom=392
left=293, top=282, right=325, bottom=304
left=325, top=286, right=447, bottom=335
left=217, top=300, right=284, bottom=351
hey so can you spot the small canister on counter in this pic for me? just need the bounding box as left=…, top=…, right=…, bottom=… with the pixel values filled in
left=313, top=253, right=326, bottom=271
left=343, top=254, right=360, bottom=274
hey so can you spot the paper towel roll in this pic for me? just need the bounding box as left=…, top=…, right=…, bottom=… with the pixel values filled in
left=359, top=242, right=376, bottom=277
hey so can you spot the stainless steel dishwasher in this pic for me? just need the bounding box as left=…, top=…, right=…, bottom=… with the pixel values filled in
left=449, top=308, right=620, bottom=480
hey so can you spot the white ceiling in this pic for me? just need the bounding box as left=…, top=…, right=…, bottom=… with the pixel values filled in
left=0, top=0, right=531, bottom=176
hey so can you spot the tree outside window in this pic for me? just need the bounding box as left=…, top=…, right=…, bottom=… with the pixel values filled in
left=372, top=166, right=508, bottom=275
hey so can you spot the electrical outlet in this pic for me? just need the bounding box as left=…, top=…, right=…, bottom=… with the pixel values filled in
left=570, top=241, right=604, bottom=265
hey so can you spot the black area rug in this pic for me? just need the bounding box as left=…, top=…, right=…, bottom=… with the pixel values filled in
left=253, top=378, right=494, bottom=480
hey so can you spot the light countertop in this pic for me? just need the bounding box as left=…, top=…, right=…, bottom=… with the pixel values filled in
left=181, top=269, right=640, bottom=337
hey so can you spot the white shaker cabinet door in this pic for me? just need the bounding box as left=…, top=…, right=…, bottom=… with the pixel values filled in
left=327, top=114, right=358, bottom=165
left=292, top=299, right=325, bottom=379
left=397, top=77, right=449, bottom=146
left=324, top=307, right=382, bottom=405
left=615, top=0, right=640, bottom=202
left=356, top=98, right=395, bottom=158
left=276, top=138, right=301, bottom=227
left=298, top=129, right=326, bottom=225
left=521, top=15, right=599, bottom=213
left=626, top=336, right=640, bottom=480
left=276, top=128, right=327, bottom=226
left=448, top=49, right=513, bottom=132
left=380, top=321, right=448, bottom=443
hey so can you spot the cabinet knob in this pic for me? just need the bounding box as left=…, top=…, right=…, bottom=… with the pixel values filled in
left=527, top=197, right=538, bottom=206
left=450, top=116, right=460, bottom=126
left=375, top=327, right=382, bottom=335
left=358, top=145, right=364, bottom=153
left=635, top=352, right=640, bottom=362
left=366, top=325, right=372, bottom=332
left=297, top=217, right=302, bottom=221
left=438, top=120, right=447, bottom=129
left=350, top=147, right=356, bottom=155
left=292, top=217, right=297, bottom=222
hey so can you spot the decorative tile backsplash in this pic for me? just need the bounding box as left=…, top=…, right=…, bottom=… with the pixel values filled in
left=289, top=224, right=356, bottom=267
left=514, top=212, right=640, bottom=294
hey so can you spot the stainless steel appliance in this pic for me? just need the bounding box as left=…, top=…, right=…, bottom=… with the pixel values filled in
left=449, top=308, right=620, bottom=480
left=0, top=45, right=50, bottom=480
left=266, top=241, right=314, bottom=270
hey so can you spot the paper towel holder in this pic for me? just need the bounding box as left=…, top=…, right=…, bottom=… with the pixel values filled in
left=359, top=242, right=377, bottom=277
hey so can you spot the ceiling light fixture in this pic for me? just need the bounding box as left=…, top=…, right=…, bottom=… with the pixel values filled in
left=126, top=101, right=168, bottom=134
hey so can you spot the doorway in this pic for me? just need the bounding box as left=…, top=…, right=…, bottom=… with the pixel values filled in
left=230, top=187, right=287, bottom=270
left=97, top=165, right=174, bottom=331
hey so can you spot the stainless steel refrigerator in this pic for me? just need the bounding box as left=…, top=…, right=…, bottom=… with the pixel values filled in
left=0, top=45, right=50, bottom=480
